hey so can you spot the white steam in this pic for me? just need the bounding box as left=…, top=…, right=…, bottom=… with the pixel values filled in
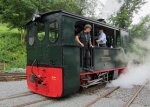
left=108, top=35, right=150, bottom=88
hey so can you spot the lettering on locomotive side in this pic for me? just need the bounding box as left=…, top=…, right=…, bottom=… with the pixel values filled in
left=52, top=76, right=56, bottom=80
left=101, top=57, right=111, bottom=61
left=103, top=50, right=109, bottom=55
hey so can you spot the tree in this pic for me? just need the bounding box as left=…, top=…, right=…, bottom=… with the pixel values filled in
left=110, top=0, right=146, bottom=29
left=0, top=0, right=85, bottom=43
left=0, top=0, right=33, bottom=42
left=130, top=15, right=150, bottom=39
left=127, top=15, right=150, bottom=62
left=81, top=0, right=98, bottom=18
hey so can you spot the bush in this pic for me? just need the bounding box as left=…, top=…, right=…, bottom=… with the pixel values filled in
left=0, top=25, right=26, bottom=69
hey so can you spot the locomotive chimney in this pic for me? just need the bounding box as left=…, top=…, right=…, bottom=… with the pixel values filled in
left=97, top=19, right=106, bottom=24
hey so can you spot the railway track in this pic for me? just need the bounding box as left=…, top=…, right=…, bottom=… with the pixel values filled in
left=14, top=98, right=48, bottom=107
left=83, top=86, right=120, bottom=107
left=83, top=83, right=147, bottom=107
left=0, top=91, right=48, bottom=107
left=14, top=85, right=107, bottom=107
left=0, top=91, right=33, bottom=101
left=0, top=91, right=47, bottom=107
left=0, top=80, right=147, bottom=107
left=0, top=72, right=26, bottom=81
left=123, top=84, right=146, bottom=107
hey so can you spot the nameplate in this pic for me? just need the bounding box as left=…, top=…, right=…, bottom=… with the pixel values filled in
left=101, top=57, right=111, bottom=61
left=103, top=50, right=109, bottom=55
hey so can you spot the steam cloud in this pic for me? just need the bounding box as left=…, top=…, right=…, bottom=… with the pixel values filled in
left=108, top=35, right=150, bottom=88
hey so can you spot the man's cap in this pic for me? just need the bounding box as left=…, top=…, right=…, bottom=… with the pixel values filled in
left=84, top=24, right=92, bottom=29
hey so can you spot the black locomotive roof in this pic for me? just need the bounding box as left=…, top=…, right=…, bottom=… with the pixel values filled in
left=26, top=10, right=119, bottom=30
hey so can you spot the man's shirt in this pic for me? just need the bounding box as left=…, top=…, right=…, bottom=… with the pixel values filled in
left=77, top=31, right=91, bottom=46
left=98, top=32, right=107, bottom=44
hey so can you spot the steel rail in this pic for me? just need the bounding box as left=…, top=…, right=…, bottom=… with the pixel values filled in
left=83, top=86, right=120, bottom=107
left=14, top=99, right=48, bottom=107
left=123, top=84, right=145, bottom=107
left=0, top=92, right=33, bottom=101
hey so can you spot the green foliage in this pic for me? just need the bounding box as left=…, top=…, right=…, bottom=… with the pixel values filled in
left=0, top=0, right=86, bottom=43
left=0, top=24, right=26, bottom=69
left=0, top=0, right=33, bottom=29
left=127, top=15, right=150, bottom=63
left=110, top=0, right=146, bottom=29
left=130, top=15, right=150, bottom=39
left=0, top=0, right=84, bottom=29
left=81, top=0, right=98, bottom=17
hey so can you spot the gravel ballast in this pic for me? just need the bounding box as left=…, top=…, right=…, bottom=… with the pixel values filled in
left=0, top=80, right=149, bottom=107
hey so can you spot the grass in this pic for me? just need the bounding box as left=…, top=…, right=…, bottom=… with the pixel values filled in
left=0, top=23, right=18, bottom=33
left=0, top=23, right=26, bottom=70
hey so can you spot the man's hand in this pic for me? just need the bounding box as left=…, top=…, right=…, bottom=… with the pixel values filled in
left=80, top=43, right=84, bottom=47
left=75, top=36, right=84, bottom=47
left=90, top=45, right=94, bottom=48
left=96, top=40, right=100, bottom=43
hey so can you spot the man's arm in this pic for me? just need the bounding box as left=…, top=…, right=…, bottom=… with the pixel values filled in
left=89, top=40, right=94, bottom=48
left=89, top=35, right=94, bottom=48
left=75, top=35, right=84, bottom=47
left=97, top=34, right=105, bottom=42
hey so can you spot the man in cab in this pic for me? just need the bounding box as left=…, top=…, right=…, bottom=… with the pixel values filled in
left=96, top=28, right=107, bottom=47
left=75, top=24, right=94, bottom=71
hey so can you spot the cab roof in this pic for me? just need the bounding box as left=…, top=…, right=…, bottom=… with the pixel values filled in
left=26, top=10, right=120, bottom=30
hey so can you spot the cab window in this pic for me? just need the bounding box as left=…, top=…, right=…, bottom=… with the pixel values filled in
left=49, top=21, right=59, bottom=43
left=28, top=23, right=36, bottom=46
left=37, top=23, right=45, bottom=41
